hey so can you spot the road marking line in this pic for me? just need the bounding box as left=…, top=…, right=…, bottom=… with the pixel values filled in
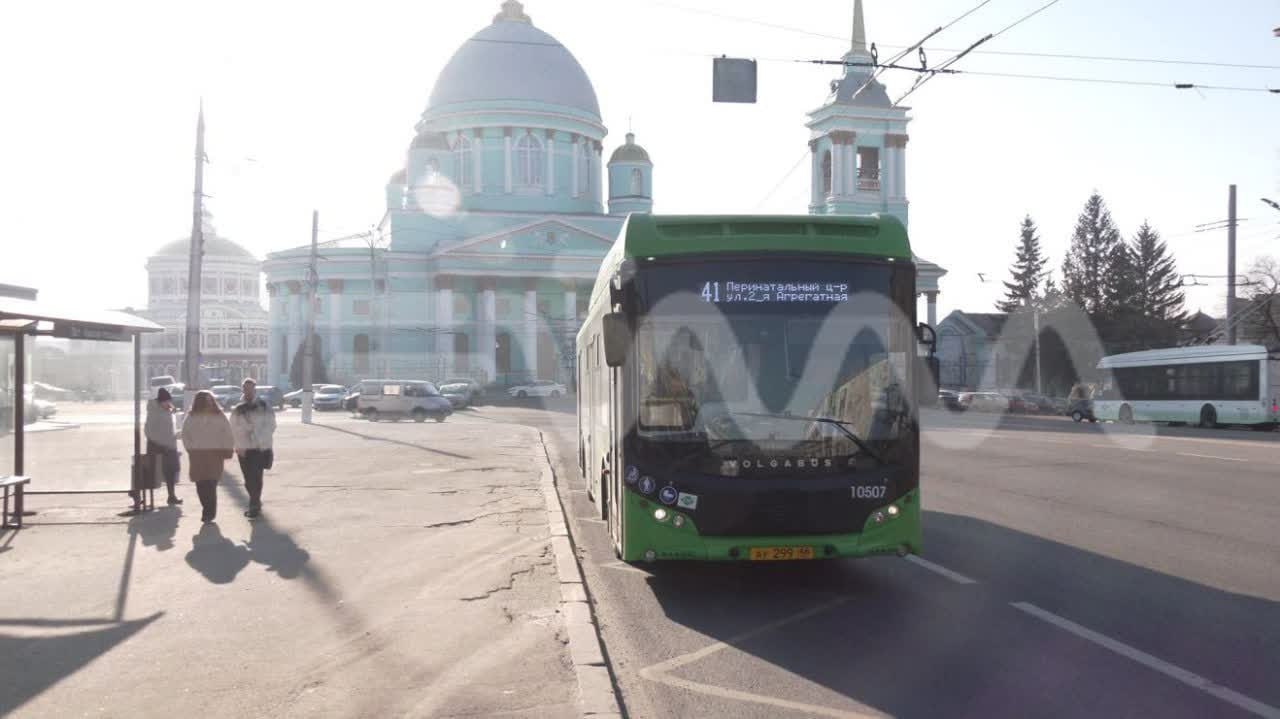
left=1011, top=602, right=1280, bottom=719
left=1090, top=443, right=1156, bottom=452
left=599, top=561, right=651, bottom=575
left=640, top=598, right=881, bottom=718
left=904, top=555, right=978, bottom=585
left=1176, top=452, right=1246, bottom=462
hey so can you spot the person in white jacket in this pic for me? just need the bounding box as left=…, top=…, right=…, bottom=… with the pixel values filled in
left=229, top=378, right=277, bottom=519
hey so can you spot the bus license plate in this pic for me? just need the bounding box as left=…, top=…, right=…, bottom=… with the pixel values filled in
left=749, top=546, right=815, bottom=561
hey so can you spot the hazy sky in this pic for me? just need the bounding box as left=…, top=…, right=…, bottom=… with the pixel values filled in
left=2, top=0, right=1276, bottom=320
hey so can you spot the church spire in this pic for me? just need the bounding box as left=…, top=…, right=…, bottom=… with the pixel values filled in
left=494, top=0, right=532, bottom=24
left=851, top=0, right=867, bottom=54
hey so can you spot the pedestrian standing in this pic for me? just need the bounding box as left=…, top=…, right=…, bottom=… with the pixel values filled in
left=145, top=387, right=183, bottom=505
left=181, top=390, right=234, bottom=523
left=230, top=378, right=277, bottom=520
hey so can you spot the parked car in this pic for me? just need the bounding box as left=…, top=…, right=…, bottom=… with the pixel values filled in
left=1019, top=393, right=1057, bottom=415
left=33, top=398, right=57, bottom=419
left=439, top=382, right=474, bottom=408
left=342, top=389, right=360, bottom=411
left=1005, top=393, right=1035, bottom=414
left=209, top=385, right=242, bottom=410
left=283, top=384, right=326, bottom=408
left=508, top=380, right=567, bottom=399
left=1052, top=397, right=1069, bottom=415
left=938, top=389, right=964, bottom=411
left=313, top=385, right=347, bottom=411
left=441, top=378, right=483, bottom=404
left=255, top=385, right=285, bottom=410
left=357, top=380, right=452, bottom=422
left=1069, top=397, right=1097, bottom=423
left=959, top=391, right=1010, bottom=413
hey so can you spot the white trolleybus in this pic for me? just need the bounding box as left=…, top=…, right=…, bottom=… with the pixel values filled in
left=1093, top=344, right=1279, bottom=429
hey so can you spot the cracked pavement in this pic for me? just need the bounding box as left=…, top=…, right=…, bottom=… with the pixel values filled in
left=0, top=406, right=580, bottom=718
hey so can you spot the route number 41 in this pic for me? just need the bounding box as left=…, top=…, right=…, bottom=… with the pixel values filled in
left=701, top=282, right=721, bottom=303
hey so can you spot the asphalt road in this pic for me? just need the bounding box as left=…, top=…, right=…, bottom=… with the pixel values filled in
left=19, top=401, right=1278, bottom=717
left=493, top=403, right=1280, bottom=719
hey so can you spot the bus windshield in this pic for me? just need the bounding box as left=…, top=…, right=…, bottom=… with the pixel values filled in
left=636, top=260, right=917, bottom=469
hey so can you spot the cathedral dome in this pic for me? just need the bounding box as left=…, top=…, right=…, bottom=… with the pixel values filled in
left=425, top=1, right=601, bottom=122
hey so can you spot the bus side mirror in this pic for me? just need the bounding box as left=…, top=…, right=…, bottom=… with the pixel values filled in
left=916, top=323, right=937, bottom=355
left=603, top=313, right=629, bottom=367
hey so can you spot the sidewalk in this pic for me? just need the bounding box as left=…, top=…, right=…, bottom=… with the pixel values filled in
left=0, top=414, right=584, bottom=718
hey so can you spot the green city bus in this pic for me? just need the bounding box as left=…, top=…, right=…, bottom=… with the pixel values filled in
left=576, top=214, right=934, bottom=564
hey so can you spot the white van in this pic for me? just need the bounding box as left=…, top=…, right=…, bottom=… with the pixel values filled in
left=356, top=380, right=453, bottom=423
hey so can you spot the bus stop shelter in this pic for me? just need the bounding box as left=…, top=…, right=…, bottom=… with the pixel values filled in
left=1, top=296, right=163, bottom=525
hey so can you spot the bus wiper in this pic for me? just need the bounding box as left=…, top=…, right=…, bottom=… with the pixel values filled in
left=728, top=412, right=886, bottom=466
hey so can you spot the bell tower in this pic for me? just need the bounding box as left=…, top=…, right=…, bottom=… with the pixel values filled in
left=808, top=0, right=910, bottom=226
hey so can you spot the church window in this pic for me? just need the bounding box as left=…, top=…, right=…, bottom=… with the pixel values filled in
left=821, top=150, right=833, bottom=196
left=630, top=168, right=643, bottom=196
left=207, top=333, right=222, bottom=349
left=242, top=279, right=256, bottom=296
left=224, top=278, right=238, bottom=295
left=857, top=147, right=881, bottom=190
left=516, top=134, right=544, bottom=188
left=162, top=277, right=175, bottom=295
left=455, top=135, right=474, bottom=189
left=354, top=335, right=370, bottom=374
left=578, top=142, right=590, bottom=196
left=228, top=333, right=243, bottom=349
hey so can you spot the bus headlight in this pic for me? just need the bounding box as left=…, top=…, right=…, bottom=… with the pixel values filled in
left=887, top=505, right=900, bottom=517
left=653, top=508, right=669, bottom=522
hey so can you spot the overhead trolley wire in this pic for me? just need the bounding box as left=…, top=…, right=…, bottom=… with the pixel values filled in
left=646, top=0, right=1280, bottom=71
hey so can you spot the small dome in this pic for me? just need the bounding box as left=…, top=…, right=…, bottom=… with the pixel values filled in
left=410, top=132, right=450, bottom=150
left=609, top=133, right=651, bottom=164
left=425, top=2, right=601, bottom=121
left=156, top=234, right=255, bottom=260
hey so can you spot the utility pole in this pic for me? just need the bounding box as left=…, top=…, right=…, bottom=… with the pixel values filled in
left=183, top=102, right=206, bottom=391
left=1227, top=184, right=1238, bottom=345
left=302, top=210, right=319, bottom=424
left=369, top=231, right=379, bottom=377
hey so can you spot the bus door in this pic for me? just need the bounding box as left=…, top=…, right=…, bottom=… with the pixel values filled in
left=608, top=350, right=622, bottom=548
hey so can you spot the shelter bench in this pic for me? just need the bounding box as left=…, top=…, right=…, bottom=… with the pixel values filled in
left=2, top=476, right=31, bottom=529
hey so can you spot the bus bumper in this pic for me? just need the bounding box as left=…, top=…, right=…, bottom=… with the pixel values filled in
left=621, top=489, right=922, bottom=562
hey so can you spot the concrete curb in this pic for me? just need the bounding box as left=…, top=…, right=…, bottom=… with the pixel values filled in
left=537, top=431, right=624, bottom=719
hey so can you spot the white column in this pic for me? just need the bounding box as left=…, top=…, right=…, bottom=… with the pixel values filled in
left=831, top=143, right=843, bottom=196
left=524, top=286, right=538, bottom=379
left=328, top=292, right=341, bottom=375
left=882, top=146, right=895, bottom=198
left=845, top=142, right=856, bottom=195
left=436, top=284, right=453, bottom=378
left=286, top=292, right=302, bottom=385
left=545, top=135, right=555, bottom=196
left=571, top=140, right=580, bottom=197
left=268, top=291, right=285, bottom=385
left=897, top=146, right=907, bottom=198
left=927, top=291, right=938, bottom=327
left=472, top=135, right=484, bottom=193
left=503, top=132, right=513, bottom=193
left=479, top=284, right=497, bottom=383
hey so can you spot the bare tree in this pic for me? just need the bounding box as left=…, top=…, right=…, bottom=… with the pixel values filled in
left=1244, top=256, right=1280, bottom=346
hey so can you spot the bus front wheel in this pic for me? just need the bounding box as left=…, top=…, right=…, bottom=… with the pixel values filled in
left=1199, top=405, right=1218, bottom=429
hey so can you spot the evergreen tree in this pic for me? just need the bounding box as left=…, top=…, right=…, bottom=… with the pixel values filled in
left=288, top=333, right=328, bottom=390
left=1104, top=240, right=1139, bottom=316
left=997, top=215, right=1048, bottom=312
left=1129, top=221, right=1186, bottom=323
left=1061, top=192, right=1123, bottom=315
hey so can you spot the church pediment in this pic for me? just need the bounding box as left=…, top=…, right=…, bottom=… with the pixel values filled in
left=434, top=219, right=613, bottom=258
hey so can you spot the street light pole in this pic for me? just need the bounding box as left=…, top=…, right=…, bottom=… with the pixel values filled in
left=301, top=210, right=318, bottom=424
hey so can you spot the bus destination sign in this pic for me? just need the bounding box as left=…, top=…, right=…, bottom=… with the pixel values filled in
left=700, top=281, right=850, bottom=305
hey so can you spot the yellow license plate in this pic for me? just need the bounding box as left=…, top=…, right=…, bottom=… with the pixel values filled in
left=749, top=546, right=815, bottom=561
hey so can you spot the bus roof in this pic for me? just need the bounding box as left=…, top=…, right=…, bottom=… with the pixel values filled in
left=1097, top=344, right=1271, bottom=368
left=617, top=214, right=912, bottom=261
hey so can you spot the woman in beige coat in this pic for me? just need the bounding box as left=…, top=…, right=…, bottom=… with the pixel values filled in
left=181, top=390, right=235, bottom=522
